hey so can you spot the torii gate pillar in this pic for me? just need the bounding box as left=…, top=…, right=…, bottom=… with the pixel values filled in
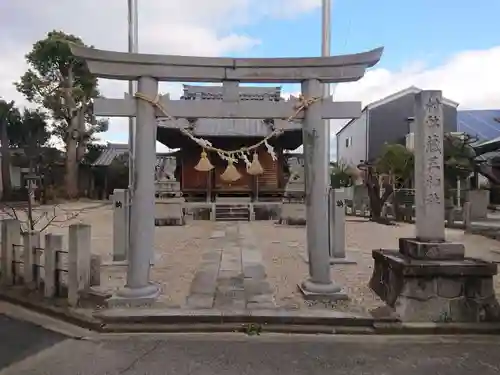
left=108, top=76, right=161, bottom=306
left=298, top=79, right=346, bottom=300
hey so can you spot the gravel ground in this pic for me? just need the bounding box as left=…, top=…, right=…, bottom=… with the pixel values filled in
left=5, top=202, right=500, bottom=314
left=254, top=217, right=500, bottom=315
left=1, top=201, right=214, bottom=307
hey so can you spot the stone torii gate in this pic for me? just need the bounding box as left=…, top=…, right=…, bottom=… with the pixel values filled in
left=71, top=45, right=383, bottom=305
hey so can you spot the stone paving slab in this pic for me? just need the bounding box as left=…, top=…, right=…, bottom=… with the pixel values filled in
left=185, top=222, right=277, bottom=311
left=185, top=227, right=223, bottom=310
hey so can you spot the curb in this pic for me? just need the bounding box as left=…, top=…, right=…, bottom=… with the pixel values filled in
left=2, top=292, right=500, bottom=336
left=0, top=291, right=102, bottom=332
left=93, top=308, right=377, bottom=327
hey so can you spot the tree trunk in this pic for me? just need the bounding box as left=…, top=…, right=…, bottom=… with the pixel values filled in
left=1, top=118, right=12, bottom=201
left=65, top=116, right=79, bottom=199
left=366, top=175, right=394, bottom=224
left=367, top=185, right=382, bottom=220
left=62, top=66, right=79, bottom=199
left=76, top=105, right=87, bottom=162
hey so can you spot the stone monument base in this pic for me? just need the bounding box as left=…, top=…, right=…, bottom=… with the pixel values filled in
left=399, top=238, right=465, bottom=260
left=155, top=198, right=185, bottom=226
left=369, top=249, right=500, bottom=322
left=155, top=217, right=185, bottom=226
left=279, top=202, right=306, bottom=226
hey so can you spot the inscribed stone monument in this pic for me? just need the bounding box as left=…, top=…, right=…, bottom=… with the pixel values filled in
left=369, top=91, right=500, bottom=322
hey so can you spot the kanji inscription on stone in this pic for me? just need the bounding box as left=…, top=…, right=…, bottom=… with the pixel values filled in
left=414, top=90, right=445, bottom=241
left=425, top=114, right=441, bottom=128
left=425, top=134, right=442, bottom=153
left=425, top=192, right=440, bottom=204
left=425, top=96, right=442, bottom=111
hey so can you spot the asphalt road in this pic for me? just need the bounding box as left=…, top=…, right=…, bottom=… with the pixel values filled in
left=0, top=313, right=65, bottom=371
left=2, top=333, right=500, bottom=375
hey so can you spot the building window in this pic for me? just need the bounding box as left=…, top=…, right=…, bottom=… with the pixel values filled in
left=345, top=137, right=352, bottom=148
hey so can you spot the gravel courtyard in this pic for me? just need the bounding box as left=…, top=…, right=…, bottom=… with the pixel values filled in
left=9, top=201, right=500, bottom=315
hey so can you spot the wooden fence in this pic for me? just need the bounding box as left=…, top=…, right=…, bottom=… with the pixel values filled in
left=0, top=219, right=95, bottom=306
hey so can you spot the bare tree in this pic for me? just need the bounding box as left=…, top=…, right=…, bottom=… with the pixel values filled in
left=0, top=201, right=106, bottom=234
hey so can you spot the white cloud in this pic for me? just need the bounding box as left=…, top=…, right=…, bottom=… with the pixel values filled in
left=283, top=46, right=500, bottom=157
left=0, top=0, right=321, bottom=151
left=334, top=46, right=500, bottom=112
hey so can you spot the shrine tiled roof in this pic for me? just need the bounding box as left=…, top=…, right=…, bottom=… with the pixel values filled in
left=92, top=143, right=177, bottom=167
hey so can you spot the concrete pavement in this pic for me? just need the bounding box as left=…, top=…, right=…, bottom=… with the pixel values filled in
left=2, top=334, right=500, bottom=375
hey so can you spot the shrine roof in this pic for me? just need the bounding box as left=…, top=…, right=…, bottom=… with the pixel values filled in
left=92, top=143, right=176, bottom=167
left=157, top=118, right=302, bottom=137
left=157, top=84, right=301, bottom=139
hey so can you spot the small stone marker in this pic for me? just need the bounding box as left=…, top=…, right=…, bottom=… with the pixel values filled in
left=112, top=189, right=129, bottom=262
left=329, top=188, right=357, bottom=264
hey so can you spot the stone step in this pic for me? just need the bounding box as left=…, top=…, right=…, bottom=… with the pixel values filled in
left=215, top=217, right=249, bottom=221
left=216, top=211, right=249, bottom=217
left=215, top=208, right=249, bottom=213
left=215, top=204, right=248, bottom=211
left=215, top=203, right=251, bottom=221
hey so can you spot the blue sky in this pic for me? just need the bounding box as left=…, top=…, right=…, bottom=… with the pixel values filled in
left=104, top=0, right=500, bottom=150
left=236, top=0, right=500, bottom=92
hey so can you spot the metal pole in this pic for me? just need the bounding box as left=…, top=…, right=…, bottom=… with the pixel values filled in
left=322, top=0, right=335, bottom=257
left=126, top=0, right=138, bottom=261
left=322, top=0, right=331, bottom=166
left=128, top=0, right=138, bottom=188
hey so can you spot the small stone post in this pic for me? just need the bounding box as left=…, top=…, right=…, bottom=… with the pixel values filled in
left=210, top=203, right=216, bottom=221
left=68, top=224, right=91, bottom=306
left=112, top=188, right=129, bottom=261
left=299, top=79, right=345, bottom=300
left=111, top=76, right=160, bottom=305
left=90, top=255, right=101, bottom=286
left=329, top=188, right=357, bottom=264
left=463, top=201, right=472, bottom=231
left=22, top=231, right=40, bottom=287
left=44, top=233, right=63, bottom=298
left=33, top=233, right=43, bottom=288
left=1, top=219, right=21, bottom=286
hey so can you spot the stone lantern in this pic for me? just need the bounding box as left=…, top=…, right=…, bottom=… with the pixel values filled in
left=25, top=173, right=40, bottom=205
